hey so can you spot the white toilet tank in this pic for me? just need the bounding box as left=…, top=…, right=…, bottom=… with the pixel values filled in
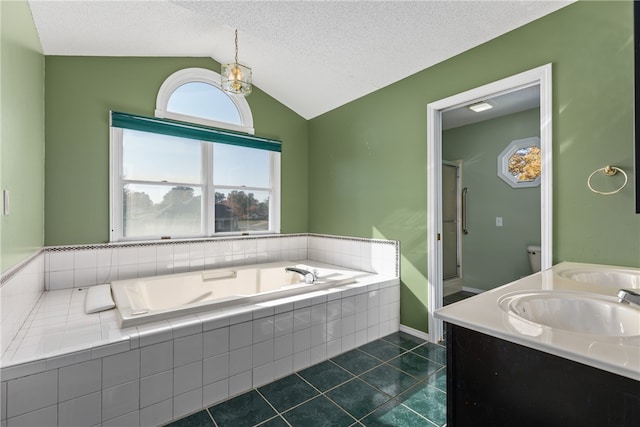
left=527, top=245, right=542, bottom=273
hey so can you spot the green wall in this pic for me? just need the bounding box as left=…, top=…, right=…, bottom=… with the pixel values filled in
left=44, top=57, right=308, bottom=245
left=308, top=1, right=640, bottom=332
left=0, top=0, right=45, bottom=273
left=443, top=108, right=541, bottom=291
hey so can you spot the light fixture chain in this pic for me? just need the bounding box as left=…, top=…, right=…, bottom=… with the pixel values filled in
left=234, top=29, right=238, bottom=64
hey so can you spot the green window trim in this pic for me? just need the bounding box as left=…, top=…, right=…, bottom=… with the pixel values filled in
left=111, top=111, right=281, bottom=152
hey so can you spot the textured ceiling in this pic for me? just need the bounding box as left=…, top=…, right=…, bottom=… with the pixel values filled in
left=29, top=0, right=574, bottom=119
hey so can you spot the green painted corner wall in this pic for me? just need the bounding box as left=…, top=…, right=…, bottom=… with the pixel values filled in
left=308, top=0, right=640, bottom=333
left=443, top=108, right=541, bottom=291
left=44, top=57, right=308, bottom=246
left=1, top=0, right=45, bottom=273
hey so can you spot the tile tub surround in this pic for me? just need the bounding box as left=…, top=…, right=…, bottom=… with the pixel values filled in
left=0, top=233, right=399, bottom=357
left=165, top=332, right=447, bottom=427
left=0, top=238, right=399, bottom=426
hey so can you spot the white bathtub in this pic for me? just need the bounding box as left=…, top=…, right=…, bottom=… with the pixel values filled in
left=111, top=261, right=357, bottom=327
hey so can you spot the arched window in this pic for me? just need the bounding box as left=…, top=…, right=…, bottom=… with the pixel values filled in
left=155, top=68, right=254, bottom=134
left=109, top=68, right=281, bottom=241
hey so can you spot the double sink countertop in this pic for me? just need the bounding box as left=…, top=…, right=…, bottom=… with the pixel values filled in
left=435, top=261, right=640, bottom=381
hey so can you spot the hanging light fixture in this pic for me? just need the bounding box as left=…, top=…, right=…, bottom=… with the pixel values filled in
left=221, top=29, right=252, bottom=96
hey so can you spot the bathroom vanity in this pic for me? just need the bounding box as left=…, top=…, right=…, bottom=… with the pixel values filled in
left=436, top=262, right=640, bottom=427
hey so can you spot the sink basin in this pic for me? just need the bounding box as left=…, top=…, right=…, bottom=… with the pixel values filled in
left=498, top=291, right=640, bottom=337
left=557, top=268, right=640, bottom=289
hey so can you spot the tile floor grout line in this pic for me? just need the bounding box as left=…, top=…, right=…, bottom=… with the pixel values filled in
left=204, top=407, right=219, bottom=427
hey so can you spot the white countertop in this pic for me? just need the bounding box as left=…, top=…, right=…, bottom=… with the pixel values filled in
left=435, top=262, right=640, bottom=381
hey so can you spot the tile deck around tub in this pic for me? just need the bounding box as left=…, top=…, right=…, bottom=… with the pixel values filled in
left=164, top=332, right=447, bottom=427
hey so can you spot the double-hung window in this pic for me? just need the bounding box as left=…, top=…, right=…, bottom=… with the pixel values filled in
left=109, top=69, right=281, bottom=241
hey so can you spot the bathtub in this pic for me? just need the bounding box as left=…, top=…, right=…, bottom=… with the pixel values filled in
left=111, top=261, right=357, bottom=327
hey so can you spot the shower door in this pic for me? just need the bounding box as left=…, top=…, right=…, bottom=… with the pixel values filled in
left=442, top=163, right=460, bottom=280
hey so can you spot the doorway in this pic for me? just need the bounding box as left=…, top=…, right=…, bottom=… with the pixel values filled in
left=426, top=64, right=553, bottom=343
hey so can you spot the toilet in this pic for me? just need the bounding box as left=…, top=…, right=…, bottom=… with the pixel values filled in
left=527, top=245, right=542, bottom=273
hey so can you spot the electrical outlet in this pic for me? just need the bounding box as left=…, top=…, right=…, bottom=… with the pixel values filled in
left=496, top=216, right=503, bottom=227
left=2, top=190, right=8, bottom=216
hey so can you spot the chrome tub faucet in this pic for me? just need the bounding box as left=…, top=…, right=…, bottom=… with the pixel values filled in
left=617, top=289, right=640, bottom=307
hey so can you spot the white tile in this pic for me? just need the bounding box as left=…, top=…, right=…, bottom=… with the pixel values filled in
left=174, top=334, right=203, bottom=367
left=311, top=303, right=327, bottom=323
left=140, top=398, right=172, bottom=427
left=273, top=356, right=293, bottom=380
left=355, top=293, right=368, bottom=312
left=6, top=404, right=56, bottom=427
left=102, top=349, right=140, bottom=389
left=170, top=316, right=202, bottom=338
left=252, top=306, right=274, bottom=320
left=203, top=353, right=229, bottom=385
left=273, top=302, right=293, bottom=315
left=96, top=248, right=117, bottom=268
left=228, top=371, right=252, bottom=397
left=327, top=300, right=341, bottom=321
left=252, top=363, right=274, bottom=388
left=293, top=329, right=310, bottom=353
left=203, top=379, right=228, bottom=407
left=137, top=322, right=173, bottom=347
left=203, top=327, right=229, bottom=358
left=229, top=321, right=252, bottom=350
left=1, top=381, right=6, bottom=420
left=101, top=380, right=139, bottom=422
left=252, top=317, right=274, bottom=343
left=58, top=391, right=101, bottom=427
left=58, top=359, right=101, bottom=403
left=140, top=340, right=173, bottom=377
left=173, top=245, right=190, bottom=264
left=310, top=324, right=327, bottom=347
left=252, top=340, right=274, bottom=367
left=355, top=311, right=368, bottom=332
left=293, top=299, right=311, bottom=310
left=74, top=249, right=97, bottom=270
left=274, top=334, right=293, bottom=359
left=49, top=251, right=74, bottom=271
left=173, top=360, right=202, bottom=395
left=48, top=270, right=74, bottom=291
left=228, top=310, right=252, bottom=325
left=137, top=262, right=156, bottom=278
left=368, top=325, right=380, bottom=341
left=293, top=307, right=311, bottom=331
left=0, top=360, right=47, bottom=382
left=74, top=268, right=97, bottom=287
left=173, top=388, right=202, bottom=419
left=7, top=371, right=58, bottom=418
left=117, top=247, right=138, bottom=266
left=326, top=339, right=342, bottom=358
left=140, top=370, right=173, bottom=408
left=229, top=346, right=252, bottom=376
left=200, top=315, right=229, bottom=332
left=355, top=329, right=369, bottom=347
left=155, top=245, right=173, bottom=263
left=274, top=312, right=293, bottom=337
left=341, top=334, right=355, bottom=352
left=102, top=409, right=139, bottom=427
left=91, top=341, right=130, bottom=359
left=368, top=306, right=380, bottom=327
left=342, top=315, right=355, bottom=336
left=327, top=319, right=342, bottom=341
left=293, top=350, right=310, bottom=371
left=310, top=344, right=327, bottom=365
left=137, top=246, right=157, bottom=265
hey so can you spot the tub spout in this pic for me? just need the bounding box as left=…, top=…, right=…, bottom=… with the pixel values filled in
left=617, top=289, right=640, bottom=307
left=285, top=267, right=316, bottom=284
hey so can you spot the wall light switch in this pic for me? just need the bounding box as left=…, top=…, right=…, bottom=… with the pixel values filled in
left=2, top=190, right=8, bottom=216
left=496, top=217, right=503, bottom=227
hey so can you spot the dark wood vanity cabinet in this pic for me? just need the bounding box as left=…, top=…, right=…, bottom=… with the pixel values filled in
left=446, top=323, right=640, bottom=427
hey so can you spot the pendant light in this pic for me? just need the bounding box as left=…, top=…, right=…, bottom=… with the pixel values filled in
left=221, top=29, right=252, bottom=96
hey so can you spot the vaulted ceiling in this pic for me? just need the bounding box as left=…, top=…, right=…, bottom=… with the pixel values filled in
left=29, top=0, right=574, bottom=119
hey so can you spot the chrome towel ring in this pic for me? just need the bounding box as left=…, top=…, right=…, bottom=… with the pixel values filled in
left=587, top=166, right=628, bottom=195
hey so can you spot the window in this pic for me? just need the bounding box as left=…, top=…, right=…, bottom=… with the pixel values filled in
left=109, top=68, right=280, bottom=241
left=497, top=137, right=541, bottom=188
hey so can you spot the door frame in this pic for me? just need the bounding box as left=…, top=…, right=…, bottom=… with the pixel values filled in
left=426, top=64, right=553, bottom=343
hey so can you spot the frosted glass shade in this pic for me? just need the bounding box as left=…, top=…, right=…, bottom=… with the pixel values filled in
left=221, top=62, right=252, bottom=95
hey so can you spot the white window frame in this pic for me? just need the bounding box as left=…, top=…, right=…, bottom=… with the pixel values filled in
left=497, top=136, right=541, bottom=188
left=109, top=68, right=281, bottom=242
left=155, top=67, right=255, bottom=135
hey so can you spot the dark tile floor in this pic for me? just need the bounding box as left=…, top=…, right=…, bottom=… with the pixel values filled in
left=165, top=332, right=446, bottom=427
left=443, top=291, right=477, bottom=306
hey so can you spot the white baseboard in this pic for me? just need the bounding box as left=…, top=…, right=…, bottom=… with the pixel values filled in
left=399, top=324, right=431, bottom=342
